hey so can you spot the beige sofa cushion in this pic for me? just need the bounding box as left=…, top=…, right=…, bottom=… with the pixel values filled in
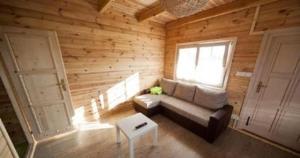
left=133, top=94, right=167, bottom=109
left=173, top=82, right=196, bottom=102
left=193, top=87, right=227, bottom=110
left=160, top=97, right=214, bottom=127
left=160, top=78, right=177, bottom=96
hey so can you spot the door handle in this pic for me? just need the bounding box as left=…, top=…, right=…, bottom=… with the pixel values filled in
left=57, top=79, right=67, bottom=91
left=256, top=81, right=267, bottom=93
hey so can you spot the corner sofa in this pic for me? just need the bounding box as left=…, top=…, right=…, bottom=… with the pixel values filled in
left=133, top=78, right=233, bottom=143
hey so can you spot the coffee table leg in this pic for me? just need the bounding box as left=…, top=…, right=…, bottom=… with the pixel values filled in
left=153, top=127, right=158, bottom=146
left=116, top=126, right=121, bottom=143
left=129, top=139, right=134, bottom=158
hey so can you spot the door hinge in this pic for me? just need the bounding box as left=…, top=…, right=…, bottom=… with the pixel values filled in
left=57, top=79, right=67, bottom=91
left=246, top=116, right=250, bottom=126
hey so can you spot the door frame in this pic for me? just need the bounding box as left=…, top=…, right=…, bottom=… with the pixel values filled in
left=0, top=51, right=37, bottom=158
left=238, top=27, right=300, bottom=129
left=0, top=118, right=20, bottom=158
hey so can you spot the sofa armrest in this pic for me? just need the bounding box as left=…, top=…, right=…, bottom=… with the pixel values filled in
left=206, top=105, right=233, bottom=142
left=211, top=105, right=233, bottom=120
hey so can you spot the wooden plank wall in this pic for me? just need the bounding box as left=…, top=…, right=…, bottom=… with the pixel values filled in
left=0, top=79, right=27, bottom=147
left=0, top=0, right=165, bottom=121
left=165, top=0, right=300, bottom=115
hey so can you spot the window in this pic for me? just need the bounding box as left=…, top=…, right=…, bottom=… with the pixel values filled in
left=175, top=38, right=236, bottom=89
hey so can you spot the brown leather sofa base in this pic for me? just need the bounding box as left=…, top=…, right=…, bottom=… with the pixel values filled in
left=133, top=102, right=233, bottom=143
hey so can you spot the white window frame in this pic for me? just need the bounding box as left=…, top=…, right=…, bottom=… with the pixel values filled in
left=174, top=37, right=237, bottom=90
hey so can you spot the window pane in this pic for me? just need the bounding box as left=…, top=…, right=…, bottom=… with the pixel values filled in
left=195, top=45, right=226, bottom=87
left=176, top=47, right=197, bottom=81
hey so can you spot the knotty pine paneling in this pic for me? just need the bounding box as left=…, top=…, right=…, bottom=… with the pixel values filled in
left=165, top=0, right=300, bottom=115
left=0, top=0, right=165, bottom=121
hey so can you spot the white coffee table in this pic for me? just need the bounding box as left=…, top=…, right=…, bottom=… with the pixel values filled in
left=116, top=113, right=158, bottom=158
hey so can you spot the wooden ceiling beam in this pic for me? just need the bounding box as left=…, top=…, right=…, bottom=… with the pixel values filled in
left=166, top=0, right=279, bottom=29
left=98, top=0, right=113, bottom=13
left=136, top=2, right=165, bottom=22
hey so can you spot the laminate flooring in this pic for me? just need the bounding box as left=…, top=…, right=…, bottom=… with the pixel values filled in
left=34, top=110, right=298, bottom=158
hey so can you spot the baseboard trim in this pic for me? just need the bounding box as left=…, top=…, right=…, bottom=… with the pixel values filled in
left=231, top=127, right=300, bottom=156
left=37, top=129, right=77, bottom=144
left=25, top=141, right=37, bottom=158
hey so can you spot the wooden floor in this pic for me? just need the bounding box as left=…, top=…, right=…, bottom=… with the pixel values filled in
left=34, top=110, right=298, bottom=158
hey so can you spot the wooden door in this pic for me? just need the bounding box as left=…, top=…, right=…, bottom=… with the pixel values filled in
left=239, top=27, right=300, bottom=151
left=0, top=26, right=74, bottom=141
left=271, top=52, right=300, bottom=151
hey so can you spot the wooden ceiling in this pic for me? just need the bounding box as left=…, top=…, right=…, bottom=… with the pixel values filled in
left=102, top=0, right=236, bottom=24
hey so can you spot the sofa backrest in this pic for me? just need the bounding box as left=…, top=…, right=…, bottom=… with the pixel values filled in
left=160, top=78, right=177, bottom=96
left=173, top=82, right=196, bottom=102
left=160, top=78, right=228, bottom=110
left=193, top=87, right=227, bottom=110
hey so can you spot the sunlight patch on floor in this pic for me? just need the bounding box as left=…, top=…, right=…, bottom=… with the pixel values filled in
left=77, top=122, right=114, bottom=131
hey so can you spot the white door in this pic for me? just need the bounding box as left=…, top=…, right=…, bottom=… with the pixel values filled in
left=271, top=54, right=300, bottom=151
left=239, top=27, right=300, bottom=151
left=0, top=26, right=74, bottom=141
